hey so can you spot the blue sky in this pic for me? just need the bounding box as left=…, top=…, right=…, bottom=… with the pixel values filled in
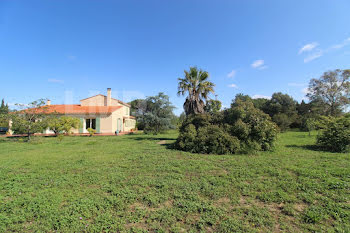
left=1, top=0, right=350, bottom=115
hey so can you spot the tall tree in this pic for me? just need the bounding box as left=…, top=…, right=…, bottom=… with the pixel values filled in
left=263, top=92, right=297, bottom=117
left=178, top=67, right=215, bottom=115
left=307, top=69, right=350, bottom=116
left=0, top=99, right=9, bottom=127
left=263, top=92, right=298, bottom=131
left=129, top=99, right=146, bottom=116
left=136, top=93, right=175, bottom=134
left=0, top=99, right=9, bottom=114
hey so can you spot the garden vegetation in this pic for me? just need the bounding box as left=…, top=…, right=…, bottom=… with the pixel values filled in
left=176, top=97, right=278, bottom=154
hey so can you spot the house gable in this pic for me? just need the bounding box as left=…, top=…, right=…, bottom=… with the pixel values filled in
left=80, top=94, right=108, bottom=106
left=80, top=94, right=130, bottom=107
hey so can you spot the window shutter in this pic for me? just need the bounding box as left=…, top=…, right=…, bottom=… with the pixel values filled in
left=96, top=117, right=100, bottom=133
left=79, top=118, right=84, bottom=133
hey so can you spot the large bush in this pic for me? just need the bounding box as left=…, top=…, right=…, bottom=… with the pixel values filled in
left=176, top=122, right=240, bottom=154
left=175, top=99, right=278, bottom=154
left=316, top=114, right=350, bottom=152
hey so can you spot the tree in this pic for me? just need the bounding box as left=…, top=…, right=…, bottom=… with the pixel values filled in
left=0, top=99, right=9, bottom=114
left=136, top=93, right=175, bottom=134
left=252, top=98, right=269, bottom=111
left=129, top=99, right=145, bottom=116
left=307, top=69, right=350, bottom=116
left=129, top=99, right=148, bottom=130
left=0, top=99, right=9, bottom=127
left=263, top=92, right=297, bottom=117
left=232, top=94, right=252, bottom=106
left=178, top=67, right=215, bottom=115
left=204, top=99, right=222, bottom=114
left=263, top=92, right=298, bottom=130
left=11, top=99, right=49, bottom=140
left=47, top=115, right=80, bottom=136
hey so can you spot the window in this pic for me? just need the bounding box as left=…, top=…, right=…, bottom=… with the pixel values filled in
left=125, top=119, right=135, bottom=127
left=125, top=107, right=129, bottom=115
left=86, top=118, right=96, bottom=129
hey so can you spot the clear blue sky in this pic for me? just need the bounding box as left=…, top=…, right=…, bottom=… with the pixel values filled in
left=1, top=0, right=350, bottom=115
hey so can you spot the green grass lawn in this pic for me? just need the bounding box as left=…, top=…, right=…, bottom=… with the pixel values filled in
left=0, top=131, right=349, bottom=232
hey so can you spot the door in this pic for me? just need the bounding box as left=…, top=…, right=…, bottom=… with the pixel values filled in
left=86, top=119, right=96, bottom=130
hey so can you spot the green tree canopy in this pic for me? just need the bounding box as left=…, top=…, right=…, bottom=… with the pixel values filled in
left=11, top=99, right=49, bottom=140
left=263, top=92, right=298, bottom=117
left=136, top=92, right=175, bottom=134
left=262, top=92, right=298, bottom=131
left=0, top=99, right=9, bottom=115
left=204, top=99, right=222, bottom=114
left=307, top=69, right=350, bottom=116
left=0, top=99, right=9, bottom=127
left=47, top=115, right=80, bottom=136
left=178, top=67, right=215, bottom=115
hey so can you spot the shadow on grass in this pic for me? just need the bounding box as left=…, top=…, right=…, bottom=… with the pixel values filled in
left=128, top=136, right=176, bottom=141
left=125, top=135, right=177, bottom=150
left=160, top=142, right=176, bottom=150
left=0, top=136, right=27, bottom=143
left=285, top=144, right=322, bottom=151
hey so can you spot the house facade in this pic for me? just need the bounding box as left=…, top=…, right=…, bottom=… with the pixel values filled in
left=43, top=88, right=136, bottom=134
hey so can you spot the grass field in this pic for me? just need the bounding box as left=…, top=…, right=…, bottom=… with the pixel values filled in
left=0, top=131, right=349, bottom=232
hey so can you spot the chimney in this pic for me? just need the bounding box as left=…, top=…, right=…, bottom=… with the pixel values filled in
left=47, top=100, right=51, bottom=106
left=107, top=88, right=111, bottom=106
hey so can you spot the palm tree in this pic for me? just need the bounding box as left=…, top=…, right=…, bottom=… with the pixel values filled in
left=178, top=67, right=215, bottom=115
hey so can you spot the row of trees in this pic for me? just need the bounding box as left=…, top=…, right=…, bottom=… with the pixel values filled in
left=177, top=68, right=350, bottom=132
left=1, top=68, right=349, bottom=151
left=175, top=67, right=350, bottom=153
left=0, top=100, right=81, bottom=140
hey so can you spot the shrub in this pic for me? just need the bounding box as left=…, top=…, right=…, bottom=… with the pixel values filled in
left=197, top=125, right=240, bottom=154
left=316, top=114, right=350, bottom=152
left=177, top=124, right=240, bottom=154
left=225, top=99, right=278, bottom=152
left=175, top=99, right=278, bottom=154
left=87, top=128, right=96, bottom=137
left=176, top=124, right=197, bottom=153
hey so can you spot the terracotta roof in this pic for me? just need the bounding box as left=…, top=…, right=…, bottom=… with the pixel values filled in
left=80, top=94, right=131, bottom=107
left=21, top=105, right=122, bottom=114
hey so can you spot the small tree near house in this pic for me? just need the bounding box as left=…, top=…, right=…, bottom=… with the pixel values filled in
left=47, top=115, right=80, bottom=136
left=11, top=99, right=49, bottom=141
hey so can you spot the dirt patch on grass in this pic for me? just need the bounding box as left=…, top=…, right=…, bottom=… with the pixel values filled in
left=294, top=202, right=308, bottom=212
left=214, top=197, right=231, bottom=207
left=125, top=221, right=148, bottom=231
left=129, top=200, right=173, bottom=212
left=129, top=202, right=145, bottom=212
left=157, top=140, right=167, bottom=145
left=210, top=168, right=229, bottom=176
left=239, top=196, right=252, bottom=208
